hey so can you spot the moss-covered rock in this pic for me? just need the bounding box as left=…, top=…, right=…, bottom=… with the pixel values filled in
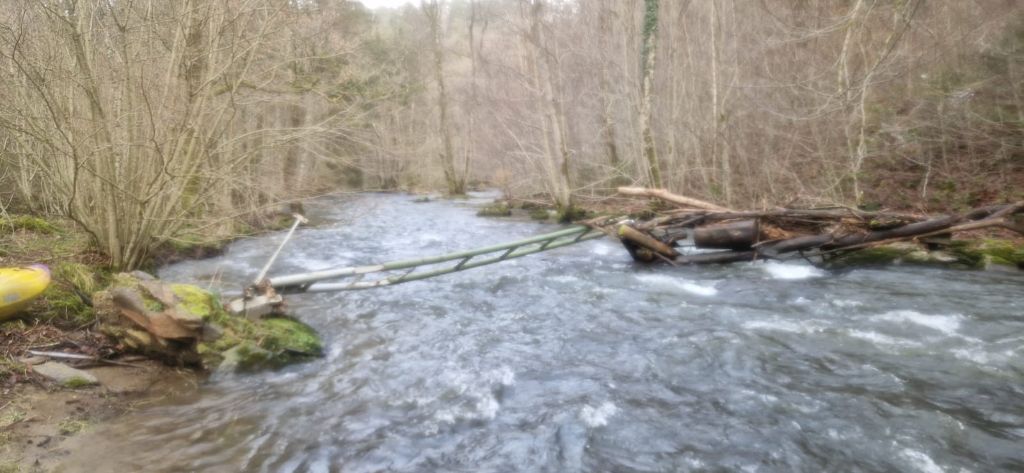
left=975, top=239, right=1024, bottom=269
left=95, top=273, right=323, bottom=372
left=828, top=240, right=1023, bottom=270
left=477, top=202, right=512, bottom=217
left=556, top=206, right=591, bottom=223
left=528, top=207, right=552, bottom=221
left=828, top=243, right=918, bottom=267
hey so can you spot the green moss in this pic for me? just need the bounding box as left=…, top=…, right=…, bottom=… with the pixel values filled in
left=556, top=206, right=590, bottom=223
left=477, top=202, right=512, bottom=217
left=1, top=215, right=58, bottom=234
left=829, top=245, right=914, bottom=267
left=106, top=273, right=165, bottom=312
left=258, top=318, right=322, bottom=355
left=977, top=239, right=1024, bottom=266
left=528, top=208, right=551, bottom=221
left=945, top=241, right=985, bottom=269
left=170, top=284, right=217, bottom=319
left=196, top=314, right=323, bottom=371
left=62, top=377, right=95, bottom=389
left=945, top=239, right=1024, bottom=269
left=832, top=240, right=1024, bottom=270
left=36, top=283, right=95, bottom=327
left=217, top=342, right=272, bottom=371
left=0, top=462, right=20, bottom=473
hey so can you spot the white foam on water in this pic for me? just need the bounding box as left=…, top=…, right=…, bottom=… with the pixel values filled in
left=680, top=282, right=718, bottom=296
left=877, top=310, right=964, bottom=336
left=579, top=401, right=618, bottom=428
left=899, top=448, right=946, bottom=473
left=951, top=348, right=992, bottom=365
left=950, top=347, right=1013, bottom=366
left=635, top=274, right=718, bottom=296
left=428, top=366, right=516, bottom=425
left=591, top=244, right=612, bottom=256
left=549, top=275, right=580, bottom=284
left=287, top=254, right=346, bottom=272
left=742, top=319, right=825, bottom=334
left=831, top=299, right=864, bottom=308
left=847, top=330, right=921, bottom=347
left=760, top=262, right=824, bottom=280
left=418, top=233, right=445, bottom=245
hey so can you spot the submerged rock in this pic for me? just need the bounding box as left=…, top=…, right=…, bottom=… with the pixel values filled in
left=32, top=362, right=98, bottom=387
left=94, top=273, right=323, bottom=372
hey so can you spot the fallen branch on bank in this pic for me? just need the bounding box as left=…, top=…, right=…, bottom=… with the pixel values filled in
left=599, top=187, right=1024, bottom=268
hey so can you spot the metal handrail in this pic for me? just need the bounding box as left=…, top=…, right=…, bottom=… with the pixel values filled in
left=270, top=225, right=604, bottom=293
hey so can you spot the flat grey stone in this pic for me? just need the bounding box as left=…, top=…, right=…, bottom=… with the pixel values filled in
left=31, top=362, right=99, bottom=387
left=202, top=322, right=224, bottom=342
left=129, top=270, right=157, bottom=281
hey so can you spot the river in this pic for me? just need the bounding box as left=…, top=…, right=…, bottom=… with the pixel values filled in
left=59, top=193, right=1024, bottom=472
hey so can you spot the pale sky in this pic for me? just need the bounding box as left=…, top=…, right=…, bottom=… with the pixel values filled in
left=359, top=0, right=416, bottom=9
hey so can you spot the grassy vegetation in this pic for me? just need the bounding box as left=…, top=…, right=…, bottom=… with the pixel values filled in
left=1, top=215, right=111, bottom=328
left=0, top=407, right=26, bottom=431
left=0, top=215, right=57, bottom=234
left=0, top=358, right=26, bottom=383
left=57, top=418, right=89, bottom=436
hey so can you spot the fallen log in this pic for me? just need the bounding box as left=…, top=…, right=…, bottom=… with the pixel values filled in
left=618, top=224, right=678, bottom=262
left=617, top=187, right=731, bottom=212
left=693, top=220, right=760, bottom=250
left=610, top=199, right=1024, bottom=267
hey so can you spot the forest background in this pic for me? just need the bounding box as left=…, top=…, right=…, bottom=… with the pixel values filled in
left=0, top=0, right=1021, bottom=269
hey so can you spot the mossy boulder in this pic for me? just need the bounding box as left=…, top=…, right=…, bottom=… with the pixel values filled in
left=95, top=273, right=322, bottom=371
left=828, top=240, right=1023, bottom=270
left=948, top=239, right=1024, bottom=270
left=528, top=207, right=552, bottom=221
left=477, top=202, right=512, bottom=217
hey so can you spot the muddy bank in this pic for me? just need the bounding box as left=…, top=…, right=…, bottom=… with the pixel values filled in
left=0, top=362, right=197, bottom=472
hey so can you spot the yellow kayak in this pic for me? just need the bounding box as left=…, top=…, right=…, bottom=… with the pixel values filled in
left=0, top=265, right=51, bottom=321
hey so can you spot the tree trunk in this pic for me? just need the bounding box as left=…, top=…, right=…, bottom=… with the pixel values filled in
left=639, top=0, right=663, bottom=188
left=425, top=1, right=464, bottom=196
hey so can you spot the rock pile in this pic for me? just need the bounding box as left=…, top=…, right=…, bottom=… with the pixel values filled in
left=93, top=272, right=322, bottom=371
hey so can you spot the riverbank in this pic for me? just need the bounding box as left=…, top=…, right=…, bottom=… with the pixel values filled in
left=0, top=210, right=303, bottom=473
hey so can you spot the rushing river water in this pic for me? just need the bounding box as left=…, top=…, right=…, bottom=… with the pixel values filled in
left=60, top=193, right=1023, bottom=472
